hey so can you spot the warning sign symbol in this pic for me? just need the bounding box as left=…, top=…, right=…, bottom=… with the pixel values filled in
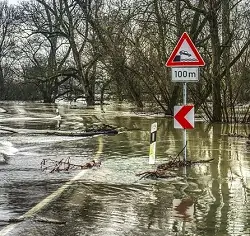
left=166, top=32, right=205, bottom=67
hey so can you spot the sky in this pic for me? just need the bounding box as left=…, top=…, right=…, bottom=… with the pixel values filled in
left=8, top=0, right=20, bottom=5
left=8, top=0, right=31, bottom=5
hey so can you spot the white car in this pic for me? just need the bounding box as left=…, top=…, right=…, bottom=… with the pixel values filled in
left=180, top=50, right=191, bottom=57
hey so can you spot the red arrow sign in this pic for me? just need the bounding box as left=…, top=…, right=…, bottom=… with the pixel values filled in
left=174, top=105, right=194, bottom=129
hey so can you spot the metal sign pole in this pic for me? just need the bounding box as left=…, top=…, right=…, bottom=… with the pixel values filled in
left=166, top=32, right=205, bottom=164
left=183, top=82, right=187, bottom=161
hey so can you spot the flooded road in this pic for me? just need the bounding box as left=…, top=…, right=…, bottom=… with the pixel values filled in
left=0, top=101, right=250, bottom=236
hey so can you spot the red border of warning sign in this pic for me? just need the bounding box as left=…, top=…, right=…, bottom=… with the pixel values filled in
left=166, top=32, right=205, bottom=67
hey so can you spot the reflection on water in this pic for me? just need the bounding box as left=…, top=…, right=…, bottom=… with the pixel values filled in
left=173, top=198, right=194, bottom=221
left=0, top=102, right=249, bottom=236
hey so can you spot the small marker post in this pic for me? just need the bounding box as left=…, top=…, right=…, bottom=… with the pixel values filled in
left=149, top=122, right=157, bottom=164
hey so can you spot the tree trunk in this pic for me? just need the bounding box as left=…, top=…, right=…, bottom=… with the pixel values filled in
left=222, top=0, right=233, bottom=122
left=0, top=65, right=5, bottom=100
left=165, top=0, right=183, bottom=115
left=63, top=0, right=95, bottom=106
left=47, top=35, right=58, bottom=102
left=208, top=1, right=222, bottom=122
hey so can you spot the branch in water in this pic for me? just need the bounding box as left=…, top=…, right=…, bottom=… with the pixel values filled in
left=41, top=158, right=101, bottom=173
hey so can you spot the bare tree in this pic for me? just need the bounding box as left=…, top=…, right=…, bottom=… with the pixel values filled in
left=33, top=0, right=101, bottom=105
left=182, top=0, right=250, bottom=122
left=1, top=0, right=249, bottom=123
left=19, top=0, right=72, bottom=103
left=0, top=1, right=18, bottom=100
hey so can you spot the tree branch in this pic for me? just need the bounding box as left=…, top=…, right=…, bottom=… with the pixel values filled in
left=181, top=0, right=207, bottom=15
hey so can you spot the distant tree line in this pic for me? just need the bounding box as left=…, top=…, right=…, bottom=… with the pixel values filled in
left=0, top=0, right=250, bottom=123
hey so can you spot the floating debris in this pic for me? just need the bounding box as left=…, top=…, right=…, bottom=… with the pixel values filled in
left=137, top=145, right=214, bottom=179
left=41, top=158, right=101, bottom=173
left=136, top=158, right=214, bottom=179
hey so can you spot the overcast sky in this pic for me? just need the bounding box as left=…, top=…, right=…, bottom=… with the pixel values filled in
left=8, top=0, right=20, bottom=5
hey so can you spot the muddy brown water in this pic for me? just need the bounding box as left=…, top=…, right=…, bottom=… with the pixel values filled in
left=0, top=101, right=249, bottom=236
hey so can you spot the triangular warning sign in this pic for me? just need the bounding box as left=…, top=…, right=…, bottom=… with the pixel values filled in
left=166, top=32, right=205, bottom=67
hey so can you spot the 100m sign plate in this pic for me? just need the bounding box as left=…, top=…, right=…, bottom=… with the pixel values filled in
left=171, top=67, right=199, bottom=82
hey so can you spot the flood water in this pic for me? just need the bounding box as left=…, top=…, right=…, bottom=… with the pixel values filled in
left=0, top=101, right=250, bottom=236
